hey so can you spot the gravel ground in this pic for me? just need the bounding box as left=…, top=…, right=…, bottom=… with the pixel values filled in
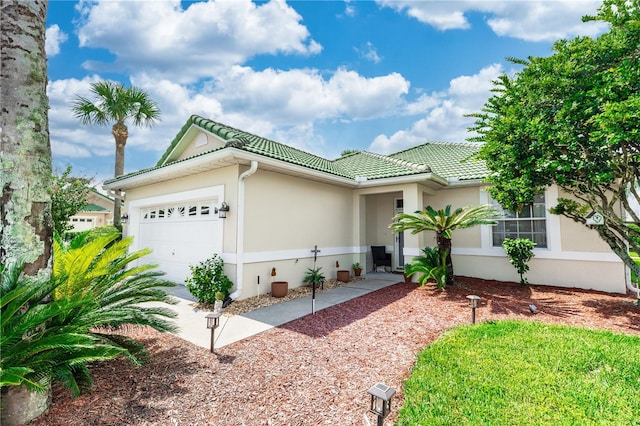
left=32, top=277, right=640, bottom=426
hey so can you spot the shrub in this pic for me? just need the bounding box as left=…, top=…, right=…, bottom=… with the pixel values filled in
left=185, top=254, right=233, bottom=304
left=502, top=238, right=536, bottom=285
left=405, top=246, right=448, bottom=289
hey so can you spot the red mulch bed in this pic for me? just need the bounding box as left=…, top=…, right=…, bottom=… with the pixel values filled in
left=31, top=277, right=640, bottom=425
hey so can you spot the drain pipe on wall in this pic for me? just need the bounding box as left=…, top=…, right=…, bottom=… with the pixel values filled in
left=229, top=160, right=258, bottom=300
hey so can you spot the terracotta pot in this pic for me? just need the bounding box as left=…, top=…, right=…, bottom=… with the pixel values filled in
left=337, top=270, right=350, bottom=283
left=353, top=268, right=362, bottom=277
left=271, top=281, right=288, bottom=298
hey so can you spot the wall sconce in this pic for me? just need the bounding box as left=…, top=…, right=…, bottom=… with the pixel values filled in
left=215, top=202, right=230, bottom=219
left=205, top=312, right=221, bottom=353
left=120, top=213, right=129, bottom=224
left=368, top=383, right=396, bottom=426
left=466, top=295, right=481, bottom=324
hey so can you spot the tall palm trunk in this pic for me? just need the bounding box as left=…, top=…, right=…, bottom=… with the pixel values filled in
left=0, top=0, right=52, bottom=275
left=436, top=233, right=455, bottom=286
left=111, top=122, right=128, bottom=230
left=0, top=1, right=53, bottom=423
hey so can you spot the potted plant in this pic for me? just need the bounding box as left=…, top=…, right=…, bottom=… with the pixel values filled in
left=352, top=262, right=362, bottom=277
left=304, top=266, right=325, bottom=289
left=270, top=267, right=288, bottom=298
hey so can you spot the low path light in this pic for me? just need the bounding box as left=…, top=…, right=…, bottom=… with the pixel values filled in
left=205, top=312, right=222, bottom=353
left=367, top=383, right=396, bottom=426
left=466, top=295, right=481, bottom=324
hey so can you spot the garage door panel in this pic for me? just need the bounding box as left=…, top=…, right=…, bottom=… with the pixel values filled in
left=137, top=200, right=222, bottom=283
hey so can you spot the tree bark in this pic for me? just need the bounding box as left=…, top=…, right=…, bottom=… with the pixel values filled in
left=111, top=122, right=127, bottom=230
left=0, top=0, right=52, bottom=277
left=437, top=233, right=455, bottom=286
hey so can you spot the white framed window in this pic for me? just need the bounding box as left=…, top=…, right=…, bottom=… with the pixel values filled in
left=491, top=193, right=547, bottom=248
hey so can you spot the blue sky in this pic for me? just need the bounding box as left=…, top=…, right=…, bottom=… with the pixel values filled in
left=45, top=0, right=608, bottom=184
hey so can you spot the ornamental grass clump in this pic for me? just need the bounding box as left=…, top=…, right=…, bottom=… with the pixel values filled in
left=185, top=254, right=233, bottom=304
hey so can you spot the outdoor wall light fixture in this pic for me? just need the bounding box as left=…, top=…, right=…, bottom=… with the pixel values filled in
left=367, top=383, right=396, bottom=426
left=466, top=295, right=481, bottom=324
left=120, top=214, right=129, bottom=224
left=205, top=312, right=221, bottom=353
left=215, top=202, right=230, bottom=219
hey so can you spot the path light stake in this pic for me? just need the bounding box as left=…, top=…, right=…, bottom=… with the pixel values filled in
left=367, top=383, right=396, bottom=426
left=466, top=295, right=481, bottom=324
left=205, top=312, right=222, bottom=353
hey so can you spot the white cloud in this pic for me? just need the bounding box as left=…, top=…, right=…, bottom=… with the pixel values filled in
left=75, top=0, right=321, bottom=84
left=370, top=64, right=504, bottom=154
left=212, top=66, right=410, bottom=125
left=45, top=24, right=68, bottom=57
left=376, top=0, right=608, bottom=41
left=356, top=42, right=382, bottom=64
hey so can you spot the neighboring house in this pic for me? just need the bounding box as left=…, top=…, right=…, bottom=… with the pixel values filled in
left=103, top=115, right=626, bottom=300
left=69, top=189, right=114, bottom=232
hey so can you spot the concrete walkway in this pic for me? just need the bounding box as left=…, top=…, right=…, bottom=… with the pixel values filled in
left=163, top=273, right=403, bottom=350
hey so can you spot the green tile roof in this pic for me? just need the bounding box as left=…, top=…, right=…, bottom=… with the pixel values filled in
left=81, top=204, right=109, bottom=212
left=106, top=115, right=487, bottom=186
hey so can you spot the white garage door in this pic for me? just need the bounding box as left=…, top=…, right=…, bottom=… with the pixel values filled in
left=138, top=200, right=221, bottom=283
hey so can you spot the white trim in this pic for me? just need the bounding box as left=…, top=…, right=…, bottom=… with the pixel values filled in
left=243, top=246, right=360, bottom=264
left=452, top=247, right=622, bottom=263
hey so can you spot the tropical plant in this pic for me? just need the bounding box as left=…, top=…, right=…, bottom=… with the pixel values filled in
left=352, top=262, right=361, bottom=270
left=1, top=261, right=126, bottom=396
left=50, top=165, right=92, bottom=235
left=303, top=267, right=325, bottom=288
left=71, top=80, right=161, bottom=229
left=502, top=238, right=536, bottom=285
left=1, top=227, right=178, bottom=402
left=469, top=0, right=640, bottom=280
left=391, top=205, right=501, bottom=286
left=52, top=227, right=178, bottom=342
left=405, top=246, right=448, bottom=289
left=185, top=254, right=233, bottom=304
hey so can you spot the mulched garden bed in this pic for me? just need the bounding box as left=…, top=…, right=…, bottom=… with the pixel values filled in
left=31, top=277, right=640, bottom=425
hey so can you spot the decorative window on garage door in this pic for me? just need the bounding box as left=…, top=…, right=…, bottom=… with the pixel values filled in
left=142, top=201, right=216, bottom=221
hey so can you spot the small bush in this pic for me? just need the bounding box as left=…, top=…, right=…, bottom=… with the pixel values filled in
left=502, top=238, right=536, bottom=285
left=185, top=254, right=233, bottom=304
left=405, top=246, right=448, bottom=289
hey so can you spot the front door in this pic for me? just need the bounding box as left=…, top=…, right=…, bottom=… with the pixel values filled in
left=394, top=198, right=404, bottom=270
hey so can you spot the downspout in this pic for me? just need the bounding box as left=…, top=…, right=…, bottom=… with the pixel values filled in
left=229, top=160, right=258, bottom=300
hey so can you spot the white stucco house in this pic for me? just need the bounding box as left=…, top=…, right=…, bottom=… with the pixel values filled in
left=103, top=115, right=628, bottom=300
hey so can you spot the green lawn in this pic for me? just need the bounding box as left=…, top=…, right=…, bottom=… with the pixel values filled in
left=397, top=321, right=640, bottom=425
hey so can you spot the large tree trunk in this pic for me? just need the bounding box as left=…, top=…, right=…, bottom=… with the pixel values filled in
left=0, top=0, right=52, bottom=275
left=0, top=1, right=53, bottom=423
left=436, top=233, right=455, bottom=286
left=111, top=122, right=127, bottom=231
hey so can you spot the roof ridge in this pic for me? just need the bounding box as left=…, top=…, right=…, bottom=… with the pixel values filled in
left=360, top=151, right=430, bottom=173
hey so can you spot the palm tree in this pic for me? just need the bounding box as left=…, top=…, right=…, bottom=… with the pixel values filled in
left=71, top=81, right=160, bottom=229
left=391, top=205, right=501, bottom=286
left=1, top=0, right=53, bottom=276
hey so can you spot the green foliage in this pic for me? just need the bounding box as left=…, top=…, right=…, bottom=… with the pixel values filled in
left=391, top=204, right=501, bottom=286
left=1, top=227, right=177, bottom=395
left=397, top=320, right=640, bottom=425
left=405, top=246, right=448, bottom=289
left=502, top=238, right=536, bottom=285
left=303, top=267, right=325, bottom=288
left=185, top=254, right=233, bottom=304
left=352, top=262, right=361, bottom=270
left=470, top=0, right=640, bottom=278
left=50, top=165, right=92, bottom=236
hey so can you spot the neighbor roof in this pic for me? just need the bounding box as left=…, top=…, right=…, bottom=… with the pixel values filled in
left=105, top=115, right=488, bottom=186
